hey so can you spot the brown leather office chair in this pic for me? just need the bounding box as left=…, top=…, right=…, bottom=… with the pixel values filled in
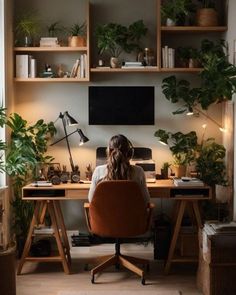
left=84, top=180, right=154, bottom=285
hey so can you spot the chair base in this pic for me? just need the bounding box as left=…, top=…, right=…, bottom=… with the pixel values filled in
left=90, top=253, right=148, bottom=285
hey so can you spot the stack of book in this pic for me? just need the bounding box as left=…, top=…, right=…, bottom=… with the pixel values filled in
left=71, top=233, right=90, bottom=246
left=173, top=177, right=204, bottom=186
left=162, top=45, right=175, bottom=68
left=121, top=61, right=144, bottom=68
left=39, top=37, right=60, bottom=47
left=70, top=54, right=87, bottom=78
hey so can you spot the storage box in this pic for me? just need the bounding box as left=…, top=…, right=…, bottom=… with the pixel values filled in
left=197, top=224, right=236, bottom=295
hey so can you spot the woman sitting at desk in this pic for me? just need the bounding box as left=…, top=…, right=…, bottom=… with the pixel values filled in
left=88, top=134, right=150, bottom=203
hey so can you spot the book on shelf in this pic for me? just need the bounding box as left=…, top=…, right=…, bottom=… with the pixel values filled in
left=16, top=55, right=29, bottom=78
left=173, top=178, right=204, bottom=186
left=162, top=45, right=175, bottom=68
left=70, top=54, right=87, bottom=78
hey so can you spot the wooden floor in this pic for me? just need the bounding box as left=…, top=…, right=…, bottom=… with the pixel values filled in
left=16, top=243, right=203, bottom=295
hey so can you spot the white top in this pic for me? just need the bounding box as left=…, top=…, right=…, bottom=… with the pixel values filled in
left=88, top=164, right=150, bottom=204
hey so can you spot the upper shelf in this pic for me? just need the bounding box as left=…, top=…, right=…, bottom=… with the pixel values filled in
left=161, top=26, right=227, bottom=33
left=14, top=46, right=88, bottom=52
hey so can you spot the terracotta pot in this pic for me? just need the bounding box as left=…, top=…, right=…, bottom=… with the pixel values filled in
left=68, top=36, right=86, bottom=47
left=173, top=165, right=187, bottom=178
left=196, top=8, right=218, bottom=27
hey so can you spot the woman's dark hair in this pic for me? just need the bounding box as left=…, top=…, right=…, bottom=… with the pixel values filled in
left=104, top=134, right=133, bottom=180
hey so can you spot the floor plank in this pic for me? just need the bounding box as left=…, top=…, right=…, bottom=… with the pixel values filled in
left=16, top=243, right=202, bottom=295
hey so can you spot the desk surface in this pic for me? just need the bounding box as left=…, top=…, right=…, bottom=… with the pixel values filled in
left=22, top=180, right=211, bottom=201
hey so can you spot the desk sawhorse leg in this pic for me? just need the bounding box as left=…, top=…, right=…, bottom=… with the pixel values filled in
left=17, top=200, right=71, bottom=275
left=164, top=199, right=202, bottom=275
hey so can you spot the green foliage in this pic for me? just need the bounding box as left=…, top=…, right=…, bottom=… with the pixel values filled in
left=154, top=128, right=227, bottom=185
left=15, top=10, right=41, bottom=44
left=198, top=0, right=216, bottom=9
left=47, top=21, right=63, bottom=37
left=161, top=0, right=195, bottom=22
left=68, top=22, right=86, bottom=37
left=95, top=20, right=147, bottom=58
left=196, top=139, right=227, bottom=186
left=154, top=129, right=198, bottom=165
left=162, top=39, right=236, bottom=111
left=2, top=112, right=57, bottom=240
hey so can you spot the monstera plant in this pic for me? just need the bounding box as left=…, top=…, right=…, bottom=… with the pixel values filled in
left=4, top=112, right=56, bottom=251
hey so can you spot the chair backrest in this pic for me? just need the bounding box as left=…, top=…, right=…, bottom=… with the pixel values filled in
left=89, top=180, right=149, bottom=238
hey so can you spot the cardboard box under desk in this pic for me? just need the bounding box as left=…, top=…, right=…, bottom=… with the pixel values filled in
left=197, top=227, right=236, bottom=295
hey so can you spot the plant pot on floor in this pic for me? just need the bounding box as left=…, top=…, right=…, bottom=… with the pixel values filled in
left=0, top=245, right=16, bottom=295
left=196, top=8, right=218, bottom=26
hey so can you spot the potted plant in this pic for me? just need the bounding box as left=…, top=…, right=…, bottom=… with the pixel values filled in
left=5, top=113, right=56, bottom=256
left=162, top=39, right=236, bottom=112
left=161, top=162, right=171, bottom=179
left=176, top=46, right=200, bottom=68
left=196, top=0, right=218, bottom=26
left=196, top=138, right=227, bottom=186
left=161, top=0, right=195, bottom=26
left=67, top=21, right=86, bottom=47
left=154, top=129, right=198, bottom=177
left=15, top=10, right=41, bottom=46
left=95, top=20, right=147, bottom=68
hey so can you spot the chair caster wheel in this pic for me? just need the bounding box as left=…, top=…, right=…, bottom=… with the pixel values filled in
left=91, top=275, right=95, bottom=284
left=141, top=277, right=145, bottom=285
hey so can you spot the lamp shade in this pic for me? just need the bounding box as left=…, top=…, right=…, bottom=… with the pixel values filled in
left=78, top=129, right=89, bottom=145
left=65, top=111, right=78, bottom=126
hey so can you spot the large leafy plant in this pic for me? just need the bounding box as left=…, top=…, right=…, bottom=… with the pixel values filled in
left=162, top=39, right=236, bottom=112
left=154, top=128, right=227, bottom=186
left=4, top=112, right=56, bottom=241
left=95, top=20, right=147, bottom=58
left=154, top=129, right=198, bottom=165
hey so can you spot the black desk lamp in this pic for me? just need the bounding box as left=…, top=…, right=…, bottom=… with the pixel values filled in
left=51, top=111, right=89, bottom=171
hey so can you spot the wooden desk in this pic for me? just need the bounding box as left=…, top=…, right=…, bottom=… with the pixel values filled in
left=18, top=180, right=211, bottom=275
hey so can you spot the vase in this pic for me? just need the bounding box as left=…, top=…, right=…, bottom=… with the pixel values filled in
left=68, top=36, right=86, bottom=47
left=110, top=57, right=119, bottom=68
left=166, top=18, right=176, bottom=27
left=173, top=165, right=187, bottom=178
left=196, top=8, right=218, bottom=27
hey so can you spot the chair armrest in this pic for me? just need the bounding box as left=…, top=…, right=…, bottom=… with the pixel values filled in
left=84, top=202, right=91, bottom=231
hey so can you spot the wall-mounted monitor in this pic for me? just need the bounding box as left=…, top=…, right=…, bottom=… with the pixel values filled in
left=89, top=86, right=155, bottom=125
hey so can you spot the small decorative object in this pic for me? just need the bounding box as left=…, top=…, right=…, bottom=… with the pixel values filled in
left=85, top=164, right=93, bottom=181
left=40, top=63, right=54, bottom=78
left=71, top=165, right=80, bottom=183
left=110, top=57, right=119, bottom=68
left=143, top=48, right=155, bottom=66
left=57, top=64, right=64, bottom=78
left=60, top=165, right=69, bottom=183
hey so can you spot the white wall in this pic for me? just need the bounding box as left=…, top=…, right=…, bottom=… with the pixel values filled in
left=12, top=0, right=224, bottom=229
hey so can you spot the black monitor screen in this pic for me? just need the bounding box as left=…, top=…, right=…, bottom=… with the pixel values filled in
left=89, top=86, right=155, bottom=125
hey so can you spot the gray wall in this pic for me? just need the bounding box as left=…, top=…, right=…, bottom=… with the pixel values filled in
left=13, top=0, right=224, bottom=229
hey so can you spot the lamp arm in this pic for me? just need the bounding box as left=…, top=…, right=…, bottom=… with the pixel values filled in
left=193, top=107, right=222, bottom=128
left=63, top=117, right=75, bottom=171
left=50, top=129, right=78, bottom=146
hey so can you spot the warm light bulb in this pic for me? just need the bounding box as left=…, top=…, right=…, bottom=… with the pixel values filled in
left=202, top=124, right=207, bottom=129
left=159, top=140, right=167, bottom=145
left=186, top=111, right=194, bottom=116
left=219, top=127, right=227, bottom=133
